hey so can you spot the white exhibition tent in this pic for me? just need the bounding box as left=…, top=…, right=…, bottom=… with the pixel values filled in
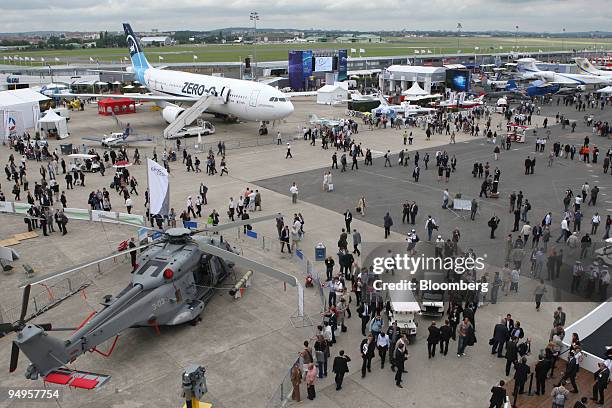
left=596, top=86, right=612, bottom=94
left=0, top=88, right=49, bottom=133
left=38, top=109, right=68, bottom=139
left=402, top=81, right=429, bottom=97
left=316, top=82, right=348, bottom=105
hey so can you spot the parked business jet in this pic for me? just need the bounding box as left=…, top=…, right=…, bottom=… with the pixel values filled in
left=574, top=57, right=612, bottom=78
left=515, top=58, right=610, bottom=85
left=63, top=24, right=293, bottom=125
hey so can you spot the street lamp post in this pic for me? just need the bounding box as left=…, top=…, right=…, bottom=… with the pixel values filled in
left=562, top=28, right=566, bottom=55
left=515, top=25, right=519, bottom=51
left=457, top=23, right=462, bottom=52
left=250, top=11, right=259, bottom=81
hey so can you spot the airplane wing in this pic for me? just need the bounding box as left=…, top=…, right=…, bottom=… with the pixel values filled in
left=125, top=135, right=154, bottom=143
left=81, top=136, right=105, bottom=142
left=54, top=93, right=197, bottom=103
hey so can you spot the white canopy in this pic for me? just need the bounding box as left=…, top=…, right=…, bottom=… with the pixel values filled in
left=122, top=85, right=135, bottom=89
left=38, top=109, right=68, bottom=140
left=596, top=86, right=612, bottom=94
left=496, top=98, right=508, bottom=106
left=402, top=82, right=429, bottom=97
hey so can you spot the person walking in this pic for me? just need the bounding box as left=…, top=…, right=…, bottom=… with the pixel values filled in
left=290, top=182, right=298, bottom=204
left=489, top=380, right=507, bottom=408
left=439, top=320, right=452, bottom=356
left=383, top=212, right=393, bottom=239
left=427, top=321, right=440, bottom=359
left=394, top=341, right=407, bottom=388
left=332, top=350, right=351, bottom=391
left=286, top=142, right=293, bottom=159
left=534, top=279, right=547, bottom=310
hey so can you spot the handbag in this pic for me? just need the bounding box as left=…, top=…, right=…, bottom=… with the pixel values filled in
left=328, top=183, right=334, bottom=191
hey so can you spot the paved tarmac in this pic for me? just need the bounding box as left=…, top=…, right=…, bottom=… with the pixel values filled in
left=0, top=95, right=608, bottom=408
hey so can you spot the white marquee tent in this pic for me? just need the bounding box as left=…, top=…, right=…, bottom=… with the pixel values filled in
left=402, top=81, right=429, bottom=97
left=316, top=82, right=348, bottom=105
left=0, top=88, right=49, bottom=130
left=38, top=109, right=68, bottom=139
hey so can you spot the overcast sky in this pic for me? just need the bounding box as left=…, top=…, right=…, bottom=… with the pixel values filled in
left=1, top=0, right=610, bottom=33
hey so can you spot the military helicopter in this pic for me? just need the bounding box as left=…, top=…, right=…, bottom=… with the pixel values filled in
left=1, top=213, right=299, bottom=382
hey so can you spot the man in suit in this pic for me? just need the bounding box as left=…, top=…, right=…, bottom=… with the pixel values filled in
left=559, top=351, right=579, bottom=393
left=360, top=335, right=375, bottom=378
left=394, top=341, right=407, bottom=388
left=553, top=306, right=566, bottom=327
left=358, top=303, right=370, bottom=336
left=492, top=318, right=509, bottom=358
left=387, top=321, right=400, bottom=370
left=332, top=350, right=351, bottom=391
left=427, top=321, right=441, bottom=358
left=505, top=337, right=519, bottom=376
left=514, top=356, right=531, bottom=394
left=534, top=354, right=550, bottom=395
left=344, top=210, right=353, bottom=232
left=439, top=320, right=452, bottom=356
left=489, top=380, right=507, bottom=408
left=592, top=361, right=610, bottom=404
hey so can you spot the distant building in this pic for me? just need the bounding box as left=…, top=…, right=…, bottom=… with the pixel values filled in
left=335, top=34, right=384, bottom=43
left=140, top=36, right=173, bottom=47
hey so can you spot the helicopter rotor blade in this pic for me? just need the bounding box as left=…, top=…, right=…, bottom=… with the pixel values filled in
left=95, top=214, right=163, bottom=234
left=0, top=323, right=14, bottom=333
left=19, top=285, right=31, bottom=322
left=197, top=241, right=297, bottom=287
left=20, top=242, right=161, bottom=288
left=9, top=343, right=19, bottom=373
left=195, top=212, right=282, bottom=234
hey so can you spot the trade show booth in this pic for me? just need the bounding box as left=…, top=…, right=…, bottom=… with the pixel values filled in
left=38, top=109, right=68, bottom=140
left=97, top=98, right=136, bottom=116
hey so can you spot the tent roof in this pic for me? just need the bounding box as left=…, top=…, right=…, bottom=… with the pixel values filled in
left=38, top=109, right=64, bottom=123
left=318, top=84, right=346, bottom=93
left=403, top=81, right=429, bottom=96
left=0, top=88, right=49, bottom=107
left=387, top=65, right=446, bottom=75
left=98, top=97, right=135, bottom=105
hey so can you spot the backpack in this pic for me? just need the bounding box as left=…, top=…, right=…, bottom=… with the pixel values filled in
left=553, top=392, right=565, bottom=406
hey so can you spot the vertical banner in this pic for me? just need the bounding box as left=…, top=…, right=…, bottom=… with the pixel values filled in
left=338, top=49, right=348, bottom=82
left=147, top=158, right=169, bottom=216
left=302, top=50, right=312, bottom=85
left=288, top=50, right=303, bottom=91
left=297, top=284, right=304, bottom=317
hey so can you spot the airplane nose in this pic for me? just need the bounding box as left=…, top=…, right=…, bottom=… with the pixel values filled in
left=285, top=101, right=295, bottom=116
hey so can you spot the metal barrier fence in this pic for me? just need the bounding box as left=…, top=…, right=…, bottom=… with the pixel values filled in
left=265, top=357, right=300, bottom=408
left=157, top=134, right=285, bottom=155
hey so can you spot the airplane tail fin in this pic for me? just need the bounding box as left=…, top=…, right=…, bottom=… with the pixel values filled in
left=574, top=57, right=599, bottom=75
left=378, top=93, right=389, bottom=106
left=506, top=80, right=517, bottom=90
left=123, top=23, right=150, bottom=82
left=516, top=58, right=539, bottom=73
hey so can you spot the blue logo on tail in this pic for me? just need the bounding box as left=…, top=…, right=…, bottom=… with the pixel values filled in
left=123, top=23, right=150, bottom=83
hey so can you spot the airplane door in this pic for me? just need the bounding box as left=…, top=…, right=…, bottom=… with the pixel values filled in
left=249, top=90, right=260, bottom=107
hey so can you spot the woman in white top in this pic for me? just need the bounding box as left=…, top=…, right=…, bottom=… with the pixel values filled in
left=322, top=173, right=329, bottom=192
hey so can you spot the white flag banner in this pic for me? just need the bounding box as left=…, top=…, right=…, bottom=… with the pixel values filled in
left=350, top=48, right=356, bottom=53
left=359, top=48, right=365, bottom=53
left=193, top=55, right=198, bottom=60
left=54, top=57, right=60, bottom=62
left=89, top=57, right=95, bottom=62
left=158, top=55, right=164, bottom=60
left=147, top=158, right=169, bottom=216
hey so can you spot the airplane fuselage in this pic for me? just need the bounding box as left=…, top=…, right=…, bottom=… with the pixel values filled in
left=142, top=67, right=294, bottom=121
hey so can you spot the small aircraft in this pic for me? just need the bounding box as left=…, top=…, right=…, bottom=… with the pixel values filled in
left=435, top=93, right=484, bottom=109
left=308, top=114, right=343, bottom=127
left=2, top=213, right=299, bottom=382
left=515, top=58, right=611, bottom=85
left=82, top=127, right=153, bottom=147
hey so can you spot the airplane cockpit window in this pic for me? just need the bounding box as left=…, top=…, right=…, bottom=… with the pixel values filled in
left=269, top=97, right=275, bottom=101
left=278, top=97, right=286, bottom=102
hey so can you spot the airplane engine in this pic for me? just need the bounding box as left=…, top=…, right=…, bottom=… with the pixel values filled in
left=162, top=105, right=185, bottom=124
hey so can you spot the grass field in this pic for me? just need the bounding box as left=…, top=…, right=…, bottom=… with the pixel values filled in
left=2, top=36, right=611, bottom=65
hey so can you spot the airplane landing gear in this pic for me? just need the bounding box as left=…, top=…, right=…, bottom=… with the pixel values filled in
left=258, top=122, right=268, bottom=135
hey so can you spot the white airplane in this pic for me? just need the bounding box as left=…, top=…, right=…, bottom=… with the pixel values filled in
left=574, top=57, right=612, bottom=77
left=82, top=129, right=153, bottom=147
left=516, top=58, right=611, bottom=85
left=60, top=24, right=294, bottom=126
